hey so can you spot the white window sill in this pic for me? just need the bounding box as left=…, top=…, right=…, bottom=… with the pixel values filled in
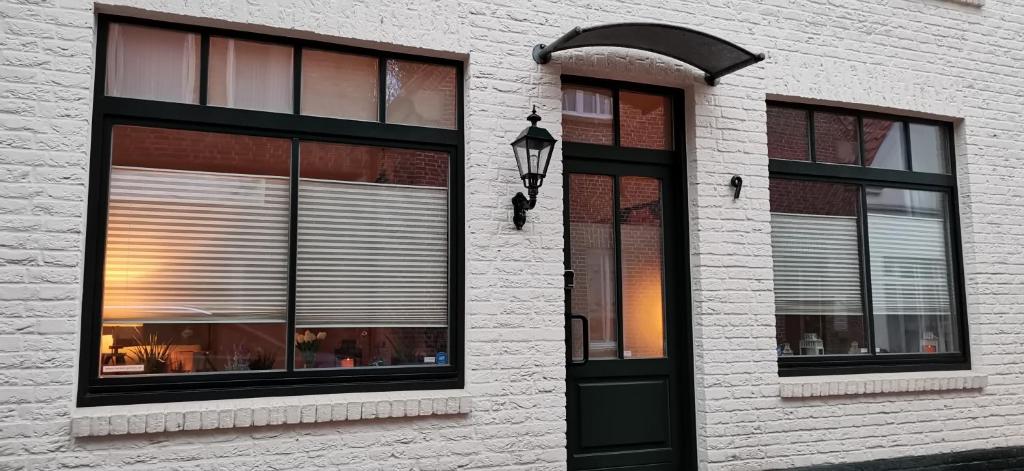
left=779, top=371, right=987, bottom=398
left=71, top=389, right=472, bottom=437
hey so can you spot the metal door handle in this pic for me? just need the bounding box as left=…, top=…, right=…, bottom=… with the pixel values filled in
left=569, top=314, right=589, bottom=366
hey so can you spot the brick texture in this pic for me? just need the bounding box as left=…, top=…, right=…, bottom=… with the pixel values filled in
left=0, top=0, right=1021, bottom=470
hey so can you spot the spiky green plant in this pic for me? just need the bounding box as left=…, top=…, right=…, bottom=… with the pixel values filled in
left=128, top=332, right=174, bottom=374
left=247, top=348, right=277, bottom=370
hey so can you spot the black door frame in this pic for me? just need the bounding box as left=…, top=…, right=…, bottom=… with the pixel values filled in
left=561, top=75, right=695, bottom=470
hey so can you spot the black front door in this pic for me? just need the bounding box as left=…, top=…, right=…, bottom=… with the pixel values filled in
left=564, top=158, right=690, bottom=470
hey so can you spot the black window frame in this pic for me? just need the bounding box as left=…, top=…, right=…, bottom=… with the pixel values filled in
left=767, top=101, right=970, bottom=376
left=78, top=15, right=465, bottom=407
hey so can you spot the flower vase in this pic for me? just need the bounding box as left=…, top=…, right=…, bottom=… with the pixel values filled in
left=301, top=351, right=316, bottom=369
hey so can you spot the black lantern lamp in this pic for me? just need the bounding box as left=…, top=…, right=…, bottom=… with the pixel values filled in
left=511, top=106, right=557, bottom=230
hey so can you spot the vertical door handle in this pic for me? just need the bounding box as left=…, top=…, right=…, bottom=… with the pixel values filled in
left=564, top=269, right=575, bottom=289
left=569, top=314, right=589, bottom=366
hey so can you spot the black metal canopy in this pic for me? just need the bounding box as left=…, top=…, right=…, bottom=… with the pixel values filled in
left=532, top=23, right=765, bottom=86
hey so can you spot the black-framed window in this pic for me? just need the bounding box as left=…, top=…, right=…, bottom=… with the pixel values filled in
left=80, top=16, right=464, bottom=406
left=767, top=102, right=969, bottom=376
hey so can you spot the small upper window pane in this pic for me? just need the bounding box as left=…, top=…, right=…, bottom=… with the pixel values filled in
left=105, top=23, right=200, bottom=103
left=561, top=85, right=614, bottom=145
left=619, top=91, right=672, bottom=150
left=767, top=106, right=809, bottom=161
left=300, top=49, right=378, bottom=121
left=385, top=60, right=457, bottom=129
left=208, top=37, right=294, bottom=113
left=909, top=123, right=951, bottom=174
left=862, top=119, right=906, bottom=170
left=814, top=112, right=859, bottom=165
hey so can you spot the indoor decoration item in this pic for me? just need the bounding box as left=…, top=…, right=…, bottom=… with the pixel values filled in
left=921, top=332, right=939, bottom=353
left=128, top=332, right=174, bottom=374
left=247, top=348, right=277, bottom=370
left=334, top=340, right=361, bottom=368
left=295, top=330, right=327, bottom=368
left=799, top=333, right=824, bottom=356
left=510, top=106, right=556, bottom=229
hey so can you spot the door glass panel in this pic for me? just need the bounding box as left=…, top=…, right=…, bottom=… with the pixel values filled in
left=619, top=91, right=672, bottom=150
left=619, top=176, right=666, bottom=359
left=568, top=174, right=618, bottom=359
left=562, top=85, right=614, bottom=145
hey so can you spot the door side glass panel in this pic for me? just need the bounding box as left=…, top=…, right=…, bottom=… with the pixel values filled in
left=867, top=187, right=957, bottom=354
left=619, top=176, right=666, bottom=359
left=568, top=174, right=618, bottom=359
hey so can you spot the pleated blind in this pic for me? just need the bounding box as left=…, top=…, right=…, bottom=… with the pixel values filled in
left=103, top=167, right=290, bottom=324
left=868, top=214, right=951, bottom=316
left=771, top=213, right=863, bottom=317
left=295, top=179, right=448, bottom=328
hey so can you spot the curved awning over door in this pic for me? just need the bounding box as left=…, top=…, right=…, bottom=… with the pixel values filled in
left=532, top=23, right=765, bottom=85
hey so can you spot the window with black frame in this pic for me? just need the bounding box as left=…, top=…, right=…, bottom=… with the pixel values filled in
left=80, top=17, right=463, bottom=405
left=766, top=102, right=968, bottom=375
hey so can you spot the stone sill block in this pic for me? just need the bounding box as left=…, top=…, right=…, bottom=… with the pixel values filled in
left=71, top=389, right=472, bottom=437
left=780, top=371, right=987, bottom=399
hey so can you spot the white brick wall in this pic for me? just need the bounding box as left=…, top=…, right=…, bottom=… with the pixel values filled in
left=0, top=0, right=1021, bottom=470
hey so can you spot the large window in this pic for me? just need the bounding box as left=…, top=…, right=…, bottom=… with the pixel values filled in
left=80, top=17, right=463, bottom=405
left=767, top=102, right=967, bottom=375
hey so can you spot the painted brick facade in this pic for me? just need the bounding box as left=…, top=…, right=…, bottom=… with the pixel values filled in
left=0, top=1, right=1021, bottom=470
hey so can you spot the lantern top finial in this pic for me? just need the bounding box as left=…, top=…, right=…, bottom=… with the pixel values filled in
left=527, top=106, right=541, bottom=127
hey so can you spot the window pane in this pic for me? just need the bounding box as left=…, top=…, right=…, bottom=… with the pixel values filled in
left=568, top=174, right=617, bottom=359
left=293, top=327, right=448, bottom=369
left=863, top=119, right=906, bottom=170
left=385, top=60, right=457, bottom=129
left=561, top=85, right=614, bottom=145
left=910, top=123, right=951, bottom=174
left=620, top=176, right=665, bottom=359
left=105, top=23, right=200, bottom=103
left=300, top=49, right=378, bottom=121
left=619, top=91, right=672, bottom=150
left=296, top=142, right=449, bottom=369
left=101, top=126, right=291, bottom=376
left=208, top=37, right=293, bottom=113
left=770, top=179, right=866, bottom=356
left=814, top=112, right=860, bottom=165
left=766, top=106, right=809, bottom=161
left=867, top=188, right=957, bottom=354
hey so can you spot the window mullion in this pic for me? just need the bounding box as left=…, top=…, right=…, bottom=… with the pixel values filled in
left=293, top=46, right=302, bottom=115
left=858, top=183, right=877, bottom=356
left=199, top=34, right=210, bottom=105
left=286, top=138, right=300, bottom=372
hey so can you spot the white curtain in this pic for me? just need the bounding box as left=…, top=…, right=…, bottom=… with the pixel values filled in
left=105, top=23, right=199, bottom=103
left=208, top=37, right=293, bottom=113
left=102, top=167, right=290, bottom=324
left=294, top=179, right=449, bottom=328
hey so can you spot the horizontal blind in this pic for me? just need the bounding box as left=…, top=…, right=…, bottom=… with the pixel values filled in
left=771, top=213, right=863, bottom=317
left=868, top=213, right=951, bottom=316
left=295, top=179, right=448, bottom=328
left=103, top=166, right=290, bottom=324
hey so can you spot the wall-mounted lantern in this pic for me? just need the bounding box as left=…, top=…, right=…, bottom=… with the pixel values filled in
left=511, top=106, right=557, bottom=230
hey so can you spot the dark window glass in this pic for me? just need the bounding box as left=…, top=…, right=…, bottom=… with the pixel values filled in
left=814, top=112, right=859, bottom=165
left=770, top=179, right=866, bottom=356
left=619, top=91, right=672, bottom=150
left=562, top=85, right=614, bottom=145
left=385, top=60, right=458, bottom=129
left=909, top=123, right=951, bottom=174
left=766, top=106, right=809, bottom=161
left=568, top=174, right=618, bottom=360
left=619, top=176, right=666, bottom=358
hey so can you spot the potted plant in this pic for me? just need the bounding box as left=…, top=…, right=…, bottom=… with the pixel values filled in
left=295, top=330, right=327, bottom=368
left=128, top=332, right=173, bottom=374
left=247, top=348, right=277, bottom=370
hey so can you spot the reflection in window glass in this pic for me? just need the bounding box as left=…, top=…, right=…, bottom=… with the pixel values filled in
left=295, top=142, right=450, bottom=368
left=619, top=91, right=672, bottom=150
left=620, top=176, right=666, bottom=358
left=767, top=106, right=809, bottom=161
left=568, top=174, right=618, bottom=359
left=208, top=37, right=294, bottom=113
left=867, top=187, right=957, bottom=354
left=909, top=123, right=951, bottom=174
left=561, top=85, right=614, bottom=145
left=814, top=112, right=859, bottom=165
left=385, top=60, right=457, bottom=129
left=863, top=119, right=906, bottom=170
left=101, top=126, right=291, bottom=376
left=301, top=49, right=379, bottom=121
left=105, top=23, right=200, bottom=103
left=770, top=179, right=866, bottom=356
